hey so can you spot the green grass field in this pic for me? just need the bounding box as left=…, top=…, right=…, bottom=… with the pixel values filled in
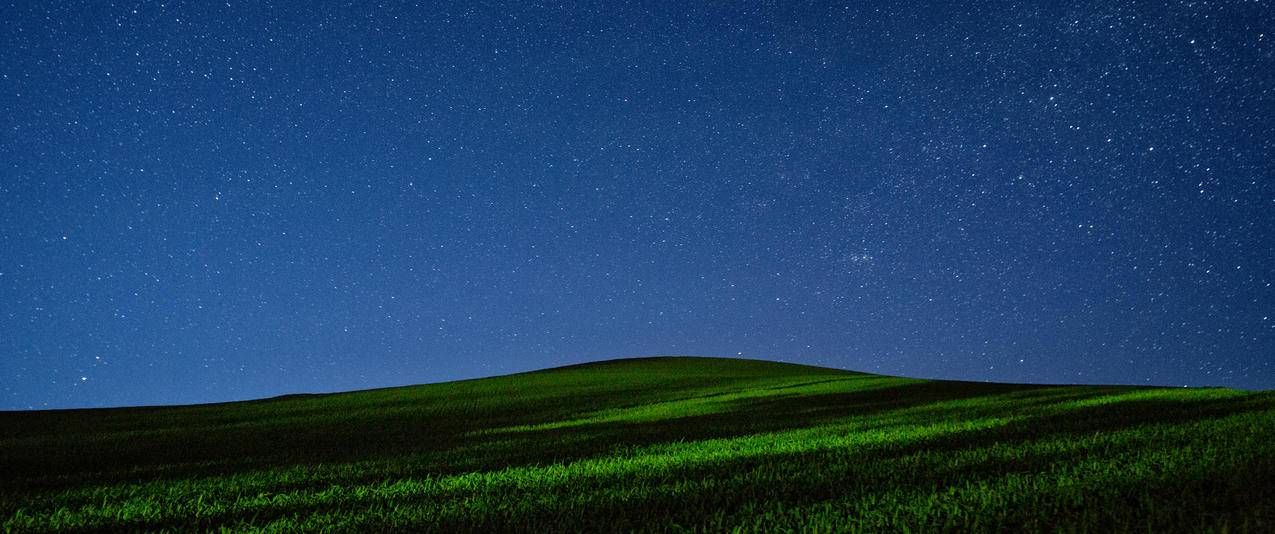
left=2, top=356, right=1272, bottom=532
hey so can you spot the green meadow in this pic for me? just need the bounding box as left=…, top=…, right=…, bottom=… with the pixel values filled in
left=2, top=357, right=1272, bottom=532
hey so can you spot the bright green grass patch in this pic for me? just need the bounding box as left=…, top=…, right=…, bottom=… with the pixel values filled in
left=2, top=356, right=1272, bottom=532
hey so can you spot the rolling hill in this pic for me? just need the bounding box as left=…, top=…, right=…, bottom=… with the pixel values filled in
left=2, top=356, right=1272, bottom=531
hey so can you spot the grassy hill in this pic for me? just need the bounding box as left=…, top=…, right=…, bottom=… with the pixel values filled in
left=2, top=356, right=1272, bottom=532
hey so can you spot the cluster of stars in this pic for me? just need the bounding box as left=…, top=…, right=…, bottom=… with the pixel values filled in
left=1, top=1, right=1271, bottom=409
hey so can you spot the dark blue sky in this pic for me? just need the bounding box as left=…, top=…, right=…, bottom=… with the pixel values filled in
left=2, top=1, right=1272, bottom=409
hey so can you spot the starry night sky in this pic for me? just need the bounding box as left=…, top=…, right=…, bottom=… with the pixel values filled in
left=2, top=1, right=1273, bottom=409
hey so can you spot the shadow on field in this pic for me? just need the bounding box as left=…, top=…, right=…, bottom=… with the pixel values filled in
left=44, top=384, right=1274, bottom=532
left=470, top=382, right=1265, bottom=469
left=4, top=375, right=1262, bottom=494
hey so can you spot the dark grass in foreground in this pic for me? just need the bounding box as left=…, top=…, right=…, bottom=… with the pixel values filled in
left=1, top=357, right=1273, bottom=532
